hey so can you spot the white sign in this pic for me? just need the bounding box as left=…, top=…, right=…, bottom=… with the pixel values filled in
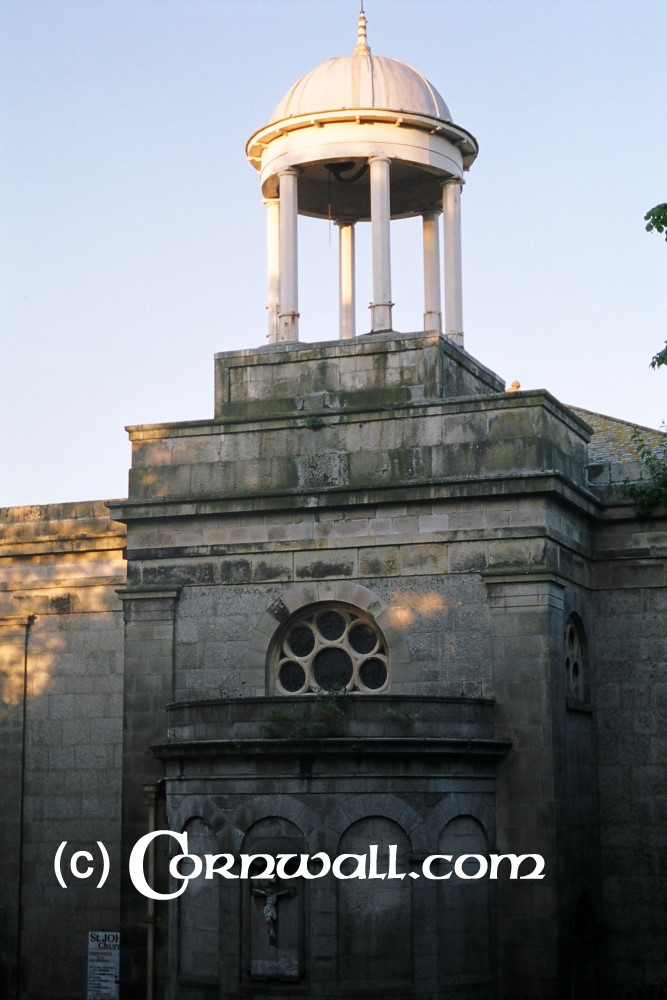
left=87, top=932, right=120, bottom=1000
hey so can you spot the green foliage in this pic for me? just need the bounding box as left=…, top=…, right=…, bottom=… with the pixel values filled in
left=258, top=709, right=320, bottom=739
left=259, top=687, right=350, bottom=738
left=385, top=707, right=422, bottom=729
left=303, top=414, right=326, bottom=430
left=644, top=203, right=667, bottom=240
left=644, top=205, right=666, bottom=369
left=650, top=342, right=667, bottom=370
left=625, top=428, right=667, bottom=516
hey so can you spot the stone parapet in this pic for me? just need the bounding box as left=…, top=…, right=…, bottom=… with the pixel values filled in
left=118, top=390, right=593, bottom=511
left=213, top=330, right=504, bottom=417
left=0, top=500, right=127, bottom=616
left=164, top=693, right=497, bottom=743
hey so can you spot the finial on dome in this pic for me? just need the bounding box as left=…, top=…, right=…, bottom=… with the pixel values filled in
left=354, top=2, right=370, bottom=55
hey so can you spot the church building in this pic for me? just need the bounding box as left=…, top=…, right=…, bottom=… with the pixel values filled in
left=2, top=10, right=665, bottom=1000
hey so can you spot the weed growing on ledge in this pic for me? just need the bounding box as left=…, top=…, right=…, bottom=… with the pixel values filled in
left=259, top=687, right=351, bottom=738
left=625, top=427, right=667, bottom=516
left=385, top=707, right=422, bottom=728
left=303, top=414, right=327, bottom=430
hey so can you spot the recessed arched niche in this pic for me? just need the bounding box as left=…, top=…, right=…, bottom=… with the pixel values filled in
left=437, top=815, right=493, bottom=993
left=336, top=817, right=413, bottom=991
left=177, top=817, right=220, bottom=984
left=240, top=817, right=305, bottom=984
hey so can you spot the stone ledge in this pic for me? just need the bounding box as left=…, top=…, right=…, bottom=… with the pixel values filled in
left=163, top=694, right=498, bottom=744
left=482, top=569, right=569, bottom=587
left=109, top=471, right=600, bottom=522
left=593, top=547, right=667, bottom=561
left=0, top=537, right=126, bottom=558
left=592, top=561, right=666, bottom=589
left=153, top=736, right=512, bottom=762
left=0, top=572, right=126, bottom=591
left=124, top=388, right=590, bottom=438
left=124, top=525, right=552, bottom=562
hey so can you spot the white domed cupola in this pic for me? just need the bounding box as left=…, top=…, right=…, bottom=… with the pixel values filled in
left=246, top=5, right=477, bottom=344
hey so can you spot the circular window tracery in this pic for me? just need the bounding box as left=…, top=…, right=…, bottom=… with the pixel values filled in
left=565, top=614, right=587, bottom=701
left=274, top=604, right=389, bottom=694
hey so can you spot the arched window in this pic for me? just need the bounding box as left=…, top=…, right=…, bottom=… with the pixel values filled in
left=271, top=603, right=389, bottom=694
left=565, top=613, right=588, bottom=702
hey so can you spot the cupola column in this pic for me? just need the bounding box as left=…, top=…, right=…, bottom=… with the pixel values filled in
left=336, top=221, right=356, bottom=340
left=442, top=178, right=464, bottom=347
left=278, top=168, right=300, bottom=341
left=264, top=197, right=280, bottom=342
left=422, top=210, right=442, bottom=332
left=369, top=156, right=393, bottom=331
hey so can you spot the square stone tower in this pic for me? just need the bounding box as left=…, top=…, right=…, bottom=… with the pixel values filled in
left=109, top=329, right=600, bottom=999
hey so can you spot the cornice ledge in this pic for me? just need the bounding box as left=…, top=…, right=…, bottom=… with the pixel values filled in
left=115, top=586, right=182, bottom=601
left=481, top=569, right=568, bottom=589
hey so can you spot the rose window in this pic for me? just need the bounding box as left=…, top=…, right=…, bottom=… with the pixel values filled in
left=274, top=605, right=388, bottom=694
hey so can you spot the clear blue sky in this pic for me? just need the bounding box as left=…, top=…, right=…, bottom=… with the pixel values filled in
left=2, top=0, right=665, bottom=507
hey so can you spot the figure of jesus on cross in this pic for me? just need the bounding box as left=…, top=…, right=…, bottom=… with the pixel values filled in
left=252, top=878, right=295, bottom=945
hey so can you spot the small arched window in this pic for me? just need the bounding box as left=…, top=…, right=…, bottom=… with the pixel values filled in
left=271, top=603, right=389, bottom=695
left=564, top=613, right=588, bottom=703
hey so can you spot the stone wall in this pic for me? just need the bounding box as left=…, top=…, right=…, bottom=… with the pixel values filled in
left=591, top=501, right=667, bottom=989
left=104, top=332, right=606, bottom=998
left=2, top=331, right=664, bottom=998
left=0, top=502, right=126, bottom=1000
left=157, top=692, right=505, bottom=1000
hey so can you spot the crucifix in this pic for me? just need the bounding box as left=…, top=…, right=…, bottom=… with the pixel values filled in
left=251, top=880, right=296, bottom=945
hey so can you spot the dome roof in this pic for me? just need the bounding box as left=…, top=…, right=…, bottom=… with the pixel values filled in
left=270, top=52, right=452, bottom=124
left=246, top=12, right=477, bottom=221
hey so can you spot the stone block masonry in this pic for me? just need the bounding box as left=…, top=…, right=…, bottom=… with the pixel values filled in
left=0, top=502, right=126, bottom=1000
left=2, top=330, right=665, bottom=999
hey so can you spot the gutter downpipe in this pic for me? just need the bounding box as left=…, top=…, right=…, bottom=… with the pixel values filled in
left=16, top=614, right=35, bottom=1000
left=144, top=784, right=158, bottom=1000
